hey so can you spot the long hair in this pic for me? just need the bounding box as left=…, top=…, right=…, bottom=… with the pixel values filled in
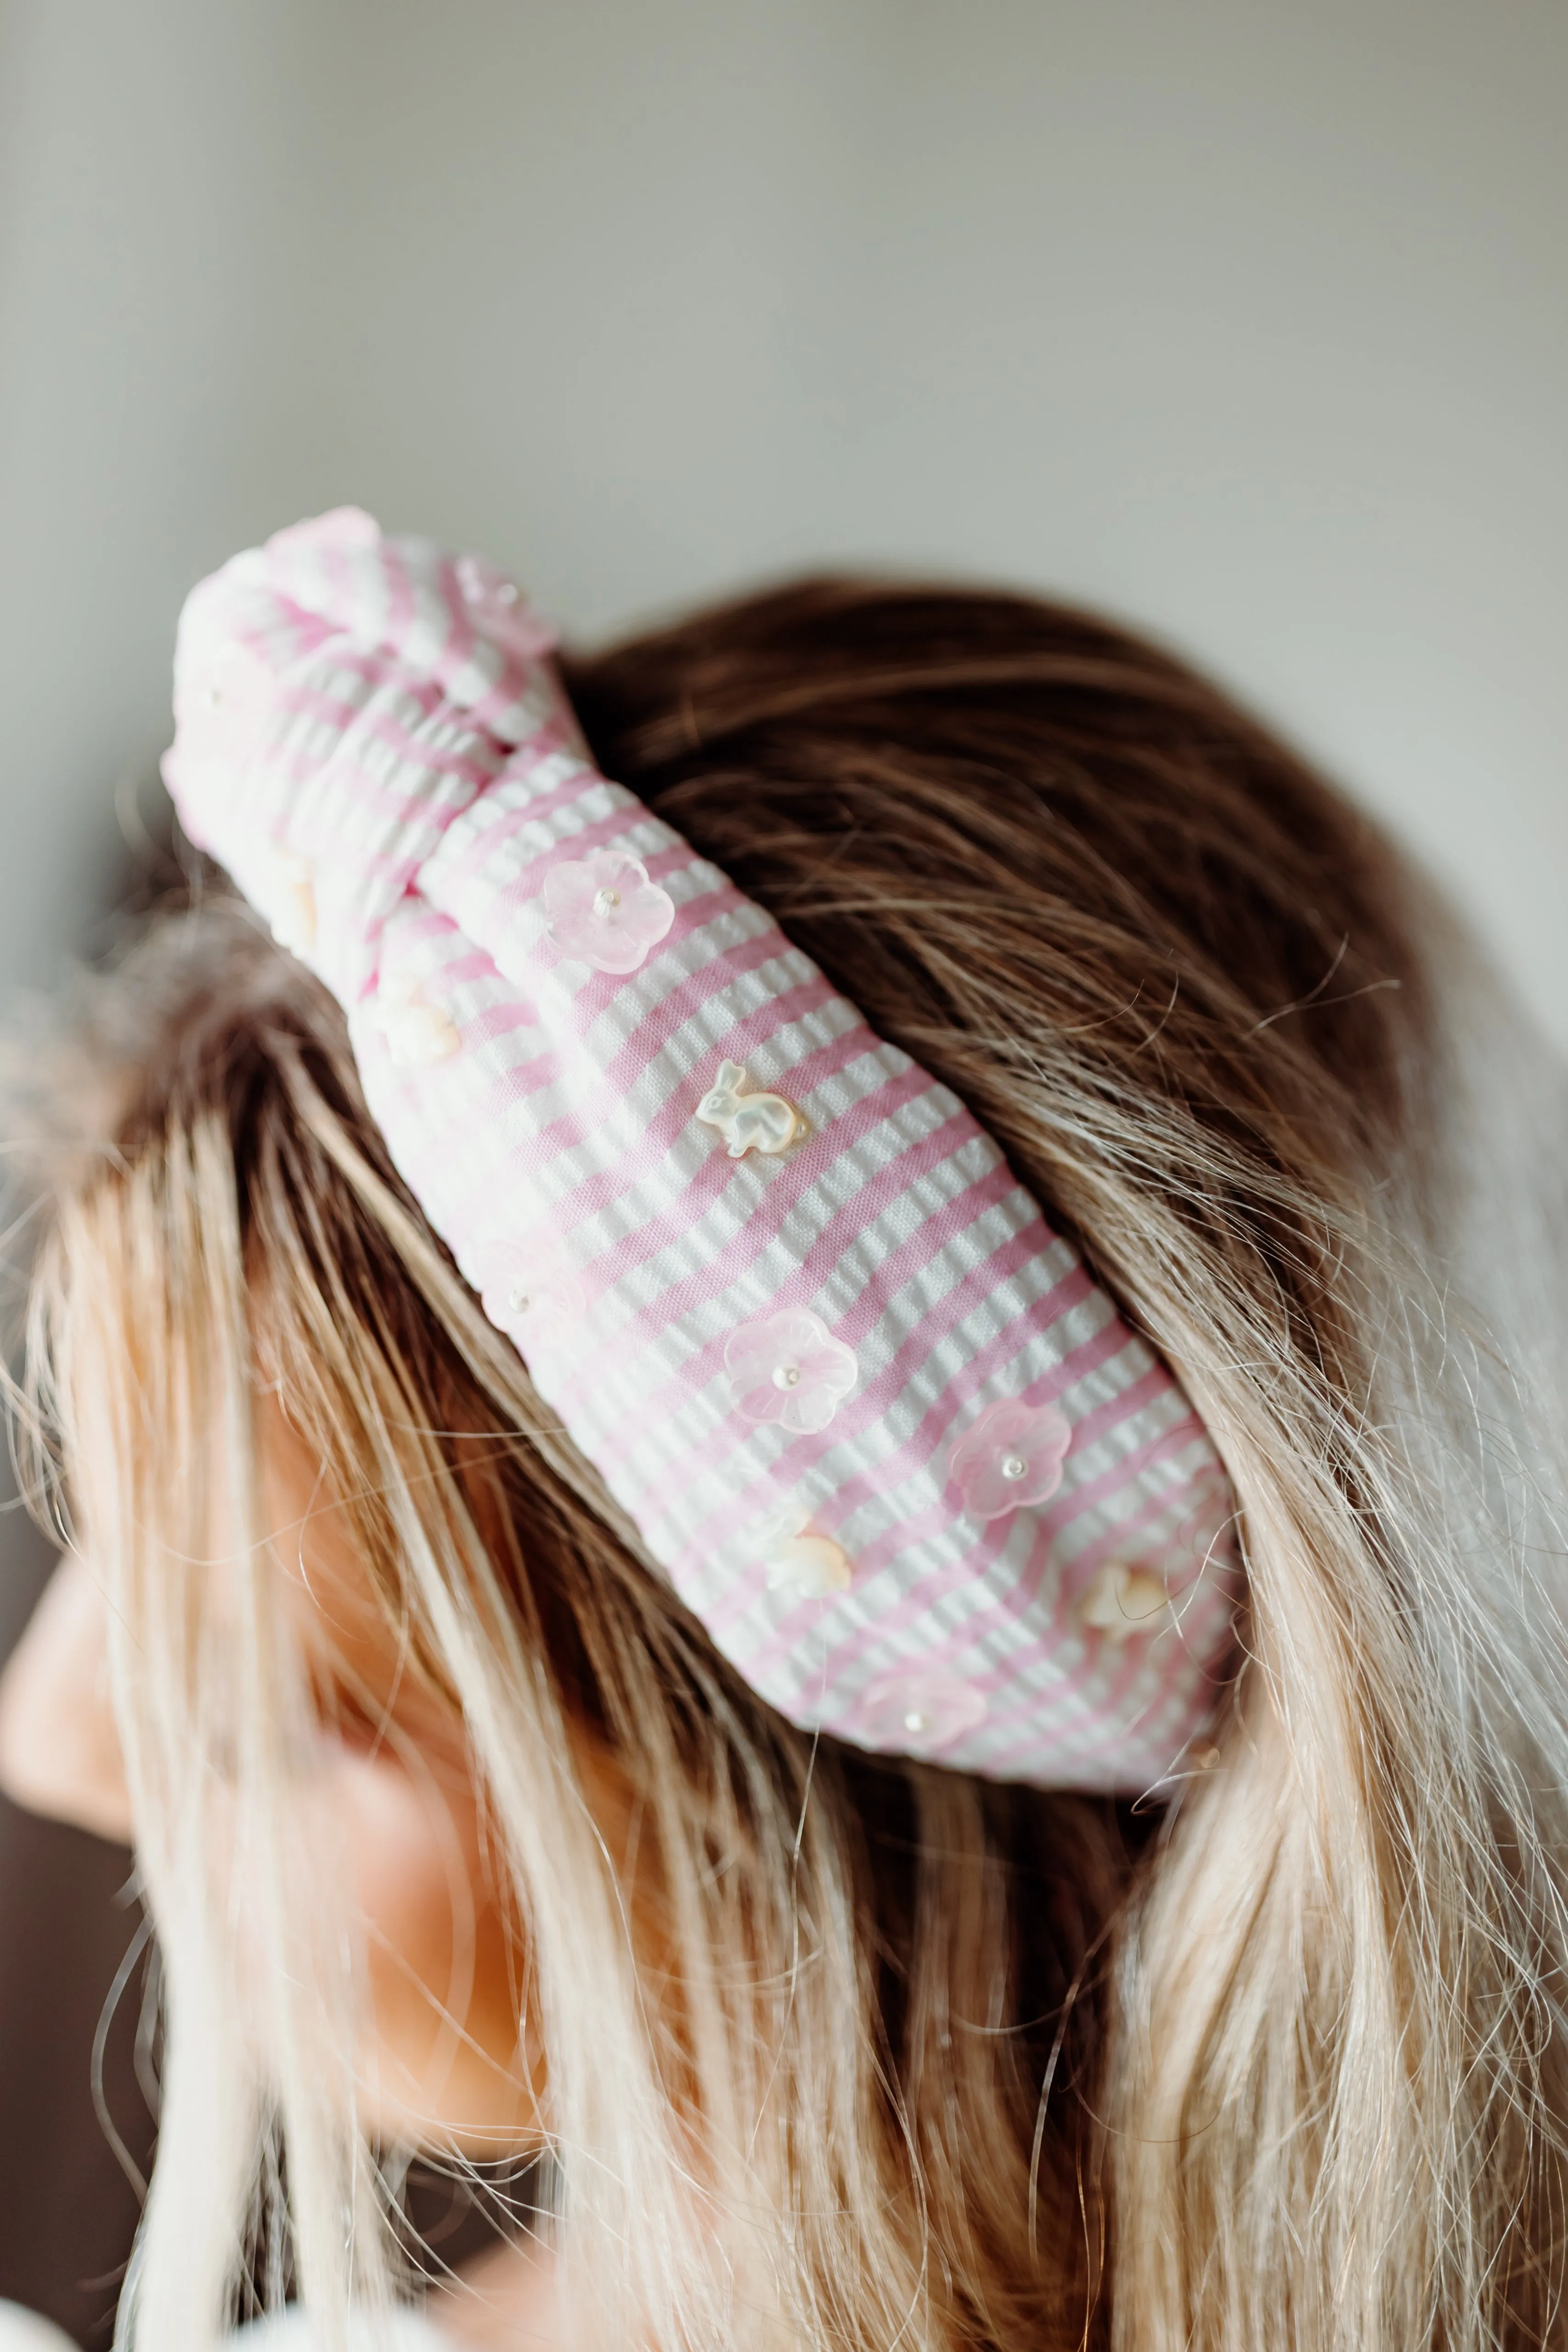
left=12, top=579, right=1568, bottom=2351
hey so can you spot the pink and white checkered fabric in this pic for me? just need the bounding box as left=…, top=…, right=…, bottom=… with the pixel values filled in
left=163, top=508, right=1237, bottom=1791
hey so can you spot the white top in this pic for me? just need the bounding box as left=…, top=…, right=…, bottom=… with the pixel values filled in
left=0, top=2308, right=77, bottom=2352
left=0, top=2301, right=447, bottom=2350
left=231, top=2314, right=447, bottom=2347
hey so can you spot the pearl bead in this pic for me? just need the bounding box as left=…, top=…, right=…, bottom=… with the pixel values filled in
left=592, top=886, right=621, bottom=916
left=773, top=1362, right=801, bottom=1389
left=508, top=1288, right=531, bottom=1317
left=860, top=1669, right=988, bottom=1754
left=496, top=581, right=519, bottom=604
left=1000, top=1453, right=1028, bottom=1480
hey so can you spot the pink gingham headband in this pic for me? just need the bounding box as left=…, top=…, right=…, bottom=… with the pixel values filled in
left=162, top=508, right=1239, bottom=1792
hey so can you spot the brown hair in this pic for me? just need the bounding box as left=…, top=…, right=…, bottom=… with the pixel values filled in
left=18, top=578, right=1568, bottom=2351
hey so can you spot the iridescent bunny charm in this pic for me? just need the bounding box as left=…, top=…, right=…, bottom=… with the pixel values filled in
left=695, top=1060, right=804, bottom=1158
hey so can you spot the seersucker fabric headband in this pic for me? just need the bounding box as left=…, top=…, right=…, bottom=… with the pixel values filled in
left=162, top=508, right=1239, bottom=1792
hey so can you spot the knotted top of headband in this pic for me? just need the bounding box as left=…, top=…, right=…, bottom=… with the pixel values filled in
left=162, top=508, right=1238, bottom=1792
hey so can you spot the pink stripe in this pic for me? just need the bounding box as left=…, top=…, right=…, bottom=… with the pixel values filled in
left=278, top=673, right=501, bottom=796
left=351, top=909, right=465, bottom=1010
left=425, top=805, right=696, bottom=967
left=962, top=1636, right=1160, bottom=1768
left=683, top=1274, right=1135, bottom=1626
left=860, top=1364, right=1189, bottom=1605
left=790, top=1442, right=1230, bottom=1761
left=463, top=1000, right=544, bottom=1049
left=382, top=539, right=419, bottom=660
left=276, top=644, right=446, bottom=710
left=395, top=907, right=463, bottom=948
left=468, top=666, right=545, bottom=742
left=495, top=712, right=574, bottom=780
left=1039, top=1457, right=1223, bottom=1587
left=473, top=800, right=676, bottom=902
left=540, top=1041, right=937, bottom=1411
left=237, top=607, right=337, bottom=676
left=271, top=712, right=491, bottom=851
left=705, top=1306, right=1145, bottom=1658
left=875, top=1415, right=1218, bottom=1683
left=1048, top=1367, right=1184, bottom=1478
left=660, top=1222, right=1100, bottom=1574
left=318, top=535, right=360, bottom=624
left=577, top=1086, right=973, bottom=1397
left=478, top=1007, right=883, bottom=1320
left=550, top=1058, right=946, bottom=1420
left=645, top=1232, right=1072, bottom=1579
left=460, top=857, right=745, bottom=1018
left=430, top=958, right=857, bottom=1259
left=1036, top=1400, right=1207, bottom=1538
left=322, top=533, right=384, bottom=640
left=552, top=884, right=799, bottom=1063
left=436, top=944, right=501, bottom=987
left=427, top=549, right=534, bottom=739
left=434, top=751, right=604, bottom=890
left=429, top=949, right=839, bottom=1207
left=973, top=1569, right=1236, bottom=1757
left=405, top=540, right=463, bottom=681
left=433, top=552, right=481, bottom=682
left=746, top=1512, right=1089, bottom=1732
left=386, top=538, right=446, bottom=676
left=292, top=693, right=496, bottom=804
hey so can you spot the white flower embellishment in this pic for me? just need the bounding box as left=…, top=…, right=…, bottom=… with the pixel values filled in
left=266, top=847, right=316, bottom=958
left=170, top=639, right=278, bottom=798
left=453, top=552, right=558, bottom=664
left=948, top=1399, right=1072, bottom=1521
left=372, top=970, right=461, bottom=1069
left=695, top=1060, right=805, bottom=1158
left=857, top=1668, right=988, bottom=1755
left=472, top=1234, right=588, bottom=1353
left=752, top=1501, right=852, bottom=1596
left=724, top=1308, right=857, bottom=1435
left=1077, top=1562, right=1170, bottom=1642
left=541, top=849, right=675, bottom=975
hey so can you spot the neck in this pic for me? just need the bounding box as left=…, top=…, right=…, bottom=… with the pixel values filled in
left=430, top=2233, right=567, bottom=2349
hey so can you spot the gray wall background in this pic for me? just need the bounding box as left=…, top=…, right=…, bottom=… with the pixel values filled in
left=0, top=0, right=1563, bottom=1038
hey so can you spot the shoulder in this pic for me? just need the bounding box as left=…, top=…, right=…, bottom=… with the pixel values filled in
left=229, top=2312, right=448, bottom=2349
left=0, top=2299, right=447, bottom=2351
left=0, top=2309, right=78, bottom=2351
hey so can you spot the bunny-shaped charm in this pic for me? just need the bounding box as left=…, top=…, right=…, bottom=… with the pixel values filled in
left=695, top=1060, right=805, bottom=1158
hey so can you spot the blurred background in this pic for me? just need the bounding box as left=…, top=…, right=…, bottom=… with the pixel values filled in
left=0, top=0, right=1563, bottom=2336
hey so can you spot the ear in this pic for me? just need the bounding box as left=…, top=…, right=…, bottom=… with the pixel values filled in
left=715, top=1060, right=745, bottom=1089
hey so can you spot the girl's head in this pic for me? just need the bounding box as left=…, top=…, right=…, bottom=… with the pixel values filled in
left=5, top=533, right=1566, bottom=2352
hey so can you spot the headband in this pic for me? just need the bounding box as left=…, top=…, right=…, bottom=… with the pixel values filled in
left=162, top=509, right=1238, bottom=1792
